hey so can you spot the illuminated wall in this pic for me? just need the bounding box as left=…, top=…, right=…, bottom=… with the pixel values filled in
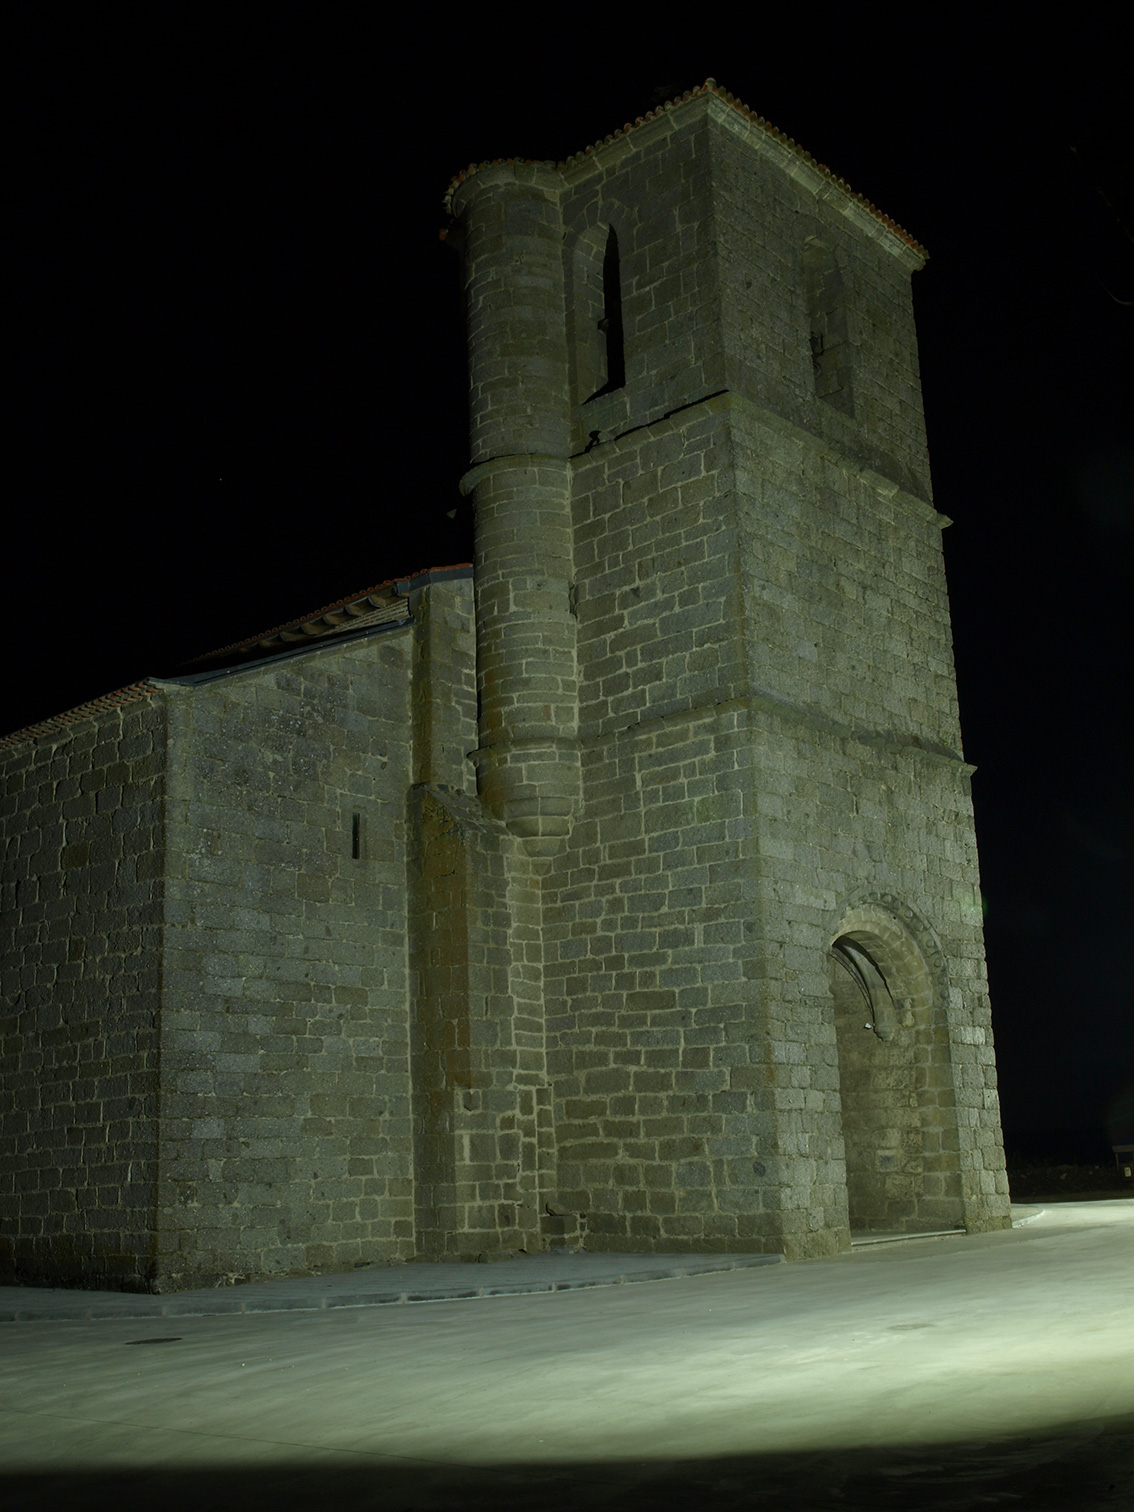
left=0, top=85, right=1011, bottom=1290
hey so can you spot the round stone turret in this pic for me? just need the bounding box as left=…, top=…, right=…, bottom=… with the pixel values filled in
left=451, top=165, right=580, bottom=857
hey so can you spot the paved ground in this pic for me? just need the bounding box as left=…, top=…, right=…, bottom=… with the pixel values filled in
left=1, top=1201, right=1131, bottom=1510
left=0, top=1248, right=784, bottom=1322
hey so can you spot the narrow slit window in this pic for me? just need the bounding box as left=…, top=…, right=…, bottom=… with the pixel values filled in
left=599, top=226, right=625, bottom=393
left=803, top=240, right=854, bottom=415
left=571, top=222, right=627, bottom=409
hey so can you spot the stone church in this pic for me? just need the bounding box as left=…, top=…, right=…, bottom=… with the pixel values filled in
left=0, top=81, right=1011, bottom=1292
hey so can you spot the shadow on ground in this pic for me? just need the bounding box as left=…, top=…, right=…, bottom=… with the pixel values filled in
left=3, top=1415, right=1131, bottom=1511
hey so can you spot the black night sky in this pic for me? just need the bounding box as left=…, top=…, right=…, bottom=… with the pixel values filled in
left=11, top=25, right=1131, bottom=1163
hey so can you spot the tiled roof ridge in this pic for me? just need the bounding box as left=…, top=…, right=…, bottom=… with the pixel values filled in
left=0, top=681, right=157, bottom=753
left=185, top=563, right=473, bottom=664
left=0, top=565, right=475, bottom=752
left=442, top=77, right=925, bottom=258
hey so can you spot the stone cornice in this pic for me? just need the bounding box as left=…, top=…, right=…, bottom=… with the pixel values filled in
left=459, top=454, right=570, bottom=497
left=581, top=691, right=974, bottom=777
left=573, top=389, right=942, bottom=528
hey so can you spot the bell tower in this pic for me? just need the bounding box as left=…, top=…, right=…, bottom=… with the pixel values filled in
left=443, top=82, right=1010, bottom=1260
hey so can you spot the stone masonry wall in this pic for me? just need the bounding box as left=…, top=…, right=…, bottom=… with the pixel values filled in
left=0, top=697, right=166, bottom=1289
left=155, top=631, right=415, bottom=1288
left=410, top=787, right=553, bottom=1259
left=407, top=576, right=554, bottom=1261
left=545, top=702, right=826, bottom=1256
left=710, top=104, right=931, bottom=501
left=545, top=393, right=870, bottom=1258
left=544, top=390, right=1008, bottom=1254
left=730, top=392, right=1007, bottom=1232
left=570, top=399, right=745, bottom=736
left=532, top=88, right=1008, bottom=1256
left=560, top=106, right=722, bottom=451
left=743, top=704, right=1007, bottom=1237
left=0, top=88, right=1010, bottom=1289
left=732, top=401, right=961, bottom=750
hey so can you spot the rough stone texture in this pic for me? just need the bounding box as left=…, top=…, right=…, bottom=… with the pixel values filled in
left=454, top=90, right=1009, bottom=1259
left=0, top=699, right=166, bottom=1287
left=0, top=86, right=1010, bottom=1288
left=153, top=632, right=418, bottom=1289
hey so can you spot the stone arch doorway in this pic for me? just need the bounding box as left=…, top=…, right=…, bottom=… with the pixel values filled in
left=829, top=897, right=964, bottom=1234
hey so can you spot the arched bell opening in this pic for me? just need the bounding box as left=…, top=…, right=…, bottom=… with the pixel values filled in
left=830, top=902, right=964, bottom=1235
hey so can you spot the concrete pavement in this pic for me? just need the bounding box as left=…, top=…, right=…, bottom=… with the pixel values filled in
left=0, top=1247, right=783, bottom=1322
left=1, top=1201, right=1131, bottom=1509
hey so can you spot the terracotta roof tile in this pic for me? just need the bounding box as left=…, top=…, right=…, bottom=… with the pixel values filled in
left=443, top=78, right=925, bottom=259
left=0, top=682, right=158, bottom=753
left=0, top=565, right=474, bottom=752
left=185, top=564, right=472, bottom=666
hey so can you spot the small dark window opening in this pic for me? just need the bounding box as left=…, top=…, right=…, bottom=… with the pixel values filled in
left=597, top=226, right=625, bottom=394
left=572, top=222, right=628, bottom=410
left=351, top=812, right=362, bottom=860
left=803, top=240, right=854, bottom=415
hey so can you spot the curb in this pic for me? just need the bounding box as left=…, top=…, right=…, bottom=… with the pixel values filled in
left=0, top=1253, right=784, bottom=1323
